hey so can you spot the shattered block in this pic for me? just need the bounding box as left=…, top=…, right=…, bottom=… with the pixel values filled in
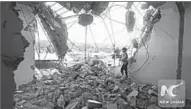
left=81, top=106, right=88, bottom=109
left=57, top=95, right=65, bottom=108
left=73, top=63, right=83, bottom=71
left=116, top=100, right=133, bottom=109
left=22, top=102, right=39, bottom=109
left=146, top=104, right=161, bottom=109
left=127, top=90, right=138, bottom=100
left=148, top=96, right=158, bottom=104
left=87, top=100, right=102, bottom=108
left=136, top=98, right=148, bottom=109
left=52, top=90, right=61, bottom=103
left=14, top=61, right=160, bottom=109
left=65, top=101, right=79, bottom=109
left=113, top=85, right=120, bottom=93
left=106, top=104, right=117, bottom=109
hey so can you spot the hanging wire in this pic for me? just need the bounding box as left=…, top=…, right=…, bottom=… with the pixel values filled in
left=25, top=3, right=72, bottom=69
left=102, top=2, right=115, bottom=19
left=108, top=11, right=116, bottom=66
left=48, top=2, right=57, bottom=7
left=59, top=10, right=70, bottom=17
left=40, top=4, right=70, bottom=68
left=108, top=11, right=116, bottom=47
left=68, top=39, right=82, bottom=51
left=105, top=4, right=127, bottom=13
left=36, top=21, right=41, bottom=54
left=53, top=7, right=65, bottom=14
left=99, top=16, right=115, bottom=48
left=28, top=7, right=54, bottom=61
left=65, top=20, right=78, bottom=27
left=135, top=2, right=142, bottom=7
left=42, top=3, right=79, bottom=63
left=67, top=20, right=78, bottom=29
left=37, top=4, right=56, bottom=52
left=38, top=17, right=55, bottom=54
left=20, top=5, right=41, bottom=60
left=20, top=5, right=46, bottom=75
left=132, top=4, right=143, bottom=17
left=130, top=4, right=151, bottom=74
left=88, top=25, right=99, bottom=51
left=60, top=14, right=79, bottom=20
left=85, top=26, right=88, bottom=62
left=43, top=50, right=49, bottom=60
left=154, top=26, right=175, bottom=39
left=103, top=13, right=150, bottom=34
left=134, top=3, right=174, bottom=40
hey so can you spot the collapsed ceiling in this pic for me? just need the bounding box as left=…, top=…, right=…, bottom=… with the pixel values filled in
left=20, top=2, right=110, bottom=58
left=20, top=2, right=164, bottom=59
left=58, top=2, right=109, bottom=15
left=1, top=2, right=165, bottom=109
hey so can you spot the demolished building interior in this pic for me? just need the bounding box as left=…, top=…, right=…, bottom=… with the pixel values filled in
left=1, top=1, right=191, bottom=109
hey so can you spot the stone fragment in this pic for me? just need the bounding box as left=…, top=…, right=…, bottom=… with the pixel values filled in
left=52, top=90, right=61, bottom=103
left=106, top=104, right=117, bottom=109
left=87, top=100, right=102, bottom=108
left=147, top=104, right=161, bottom=109
left=14, top=61, right=160, bottom=109
left=81, top=106, right=88, bottom=109
left=65, top=101, right=80, bottom=109
left=57, top=95, right=65, bottom=108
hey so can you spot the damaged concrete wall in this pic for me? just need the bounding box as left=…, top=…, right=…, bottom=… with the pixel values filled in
left=14, top=4, right=35, bottom=88
left=1, top=2, right=30, bottom=109
left=130, top=2, right=191, bottom=99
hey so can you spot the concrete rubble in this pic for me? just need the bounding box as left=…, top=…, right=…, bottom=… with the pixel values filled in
left=14, top=59, right=161, bottom=109
left=14, top=59, right=191, bottom=109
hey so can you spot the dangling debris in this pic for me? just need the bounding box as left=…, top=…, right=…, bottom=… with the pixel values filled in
left=92, top=2, right=109, bottom=16
left=140, top=3, right=150, bottom=10
left=132, top=39, right=138, bottom=49
left=125, top=10, right=135, bottom=32
left=58, top=2, right=109, bottom=16
left=146, top=2, right=166, bottom=8
left=133, top=7, right=162, bottom=50
left=78, top=14, right=93, bottom=26
left=38, top=6, right=68, bottom=58
left=126, top=2, right=134, bottom=10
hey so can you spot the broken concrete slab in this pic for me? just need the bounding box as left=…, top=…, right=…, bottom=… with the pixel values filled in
left=106, top=104, right=117, bottom=109
left=14, top=61, right=171, bottom=109
left=87, top=100, right=102, bottom=109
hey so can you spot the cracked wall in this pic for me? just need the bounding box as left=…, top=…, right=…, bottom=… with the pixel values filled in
left=1, top=2, right=30, bottom=109
left=1, top=2, right=70, bottom=109
left=13, top=3, right=35, bottom=89
left=130, top=2, right=191, bottom=99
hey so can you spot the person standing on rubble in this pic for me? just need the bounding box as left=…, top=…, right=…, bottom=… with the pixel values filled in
left=120, top=47, right=128, bottom=77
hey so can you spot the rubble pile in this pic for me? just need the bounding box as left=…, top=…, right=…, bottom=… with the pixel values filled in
left=15, top=60, right=161, bottom=109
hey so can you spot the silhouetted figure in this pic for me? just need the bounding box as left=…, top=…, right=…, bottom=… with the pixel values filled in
left=120, top=47, right=128, bottom=77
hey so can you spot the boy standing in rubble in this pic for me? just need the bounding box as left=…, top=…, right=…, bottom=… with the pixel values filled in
left=120, top=47, right=128, bottom=77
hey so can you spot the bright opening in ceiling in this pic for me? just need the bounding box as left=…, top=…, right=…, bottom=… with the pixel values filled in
left=35, top=2, right=150, bottom=60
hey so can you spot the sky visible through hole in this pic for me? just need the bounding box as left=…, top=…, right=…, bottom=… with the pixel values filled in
left=35, top=2, right=147, bottom=60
